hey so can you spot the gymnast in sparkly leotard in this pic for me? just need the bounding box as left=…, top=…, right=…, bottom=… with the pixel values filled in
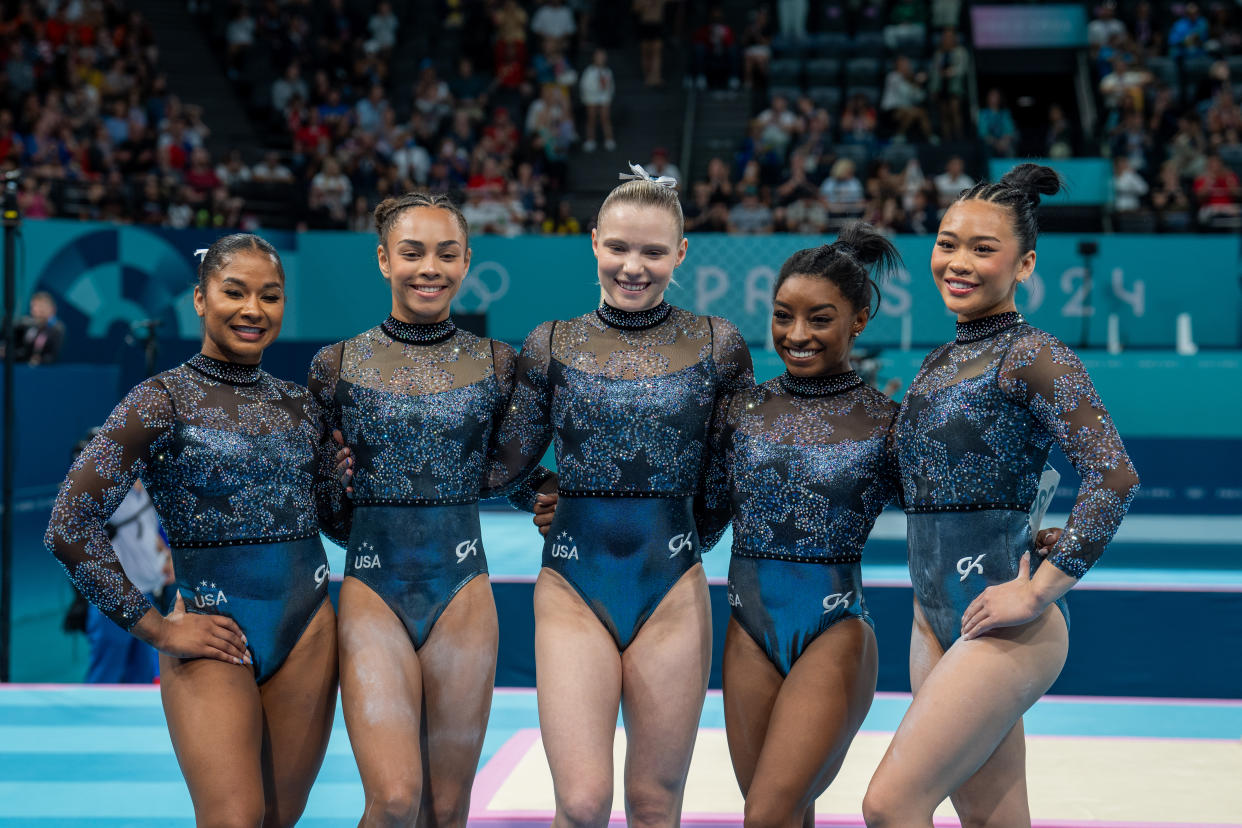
left=695, top=224, right=901, bottom=824
left=45, top=234, right=339, bottom=827
left=864, top=165, right=1140, bottom=827
left=497, top=166, right=753, bottom=823
left=312, top=193, right=552, bottom=826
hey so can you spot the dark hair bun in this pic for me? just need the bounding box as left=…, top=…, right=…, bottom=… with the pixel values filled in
left=835, top=221, right=900, bottom=278
left=998, top=163, right=1063, bottom=208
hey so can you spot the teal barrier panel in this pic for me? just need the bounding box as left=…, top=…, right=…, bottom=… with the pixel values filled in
left=3, top=220, right=1238, bottom=349
left=987, top=158, right=1112, bottom=205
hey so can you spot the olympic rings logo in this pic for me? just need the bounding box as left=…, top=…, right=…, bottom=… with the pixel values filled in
left=453, top=261, right=511, bottom=313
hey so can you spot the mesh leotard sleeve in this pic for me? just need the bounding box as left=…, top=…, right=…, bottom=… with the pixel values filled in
left=308, top=342, right=354, bottom=547
left=481, top=337, right=556, bottom=509
left=44, top=380, right=173, bottom=630
left=694, top=390, right=738, bottom=552
left=998, top=333, right=1140, bottom=577
left=710, top=316, right=756, bottom=393
left=484, top=322, right=557, bottom=512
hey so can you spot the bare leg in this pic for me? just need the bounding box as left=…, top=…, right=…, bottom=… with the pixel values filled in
left=161, top=654, right=266, bottom=827
left=535, top=568, right=624, bottom=828
left=415, top=576, right=499, bottom=827
left=257, top=601, right=338, bottom=828
left=339, top=577, right=425, bottom=827
left=727, top=618, right=877, bottom=828
left=863, top=602, right=1068, bottom=827
left=585, top=105, right=599, bottom=143
left=618, top=564, right=712, bottom=828
left=600, top=106, right=614, bottom=144
left=722, top=619, right=781, bottom=801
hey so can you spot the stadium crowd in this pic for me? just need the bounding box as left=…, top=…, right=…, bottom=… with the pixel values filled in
left=1, top=0, right=1239, bottom=234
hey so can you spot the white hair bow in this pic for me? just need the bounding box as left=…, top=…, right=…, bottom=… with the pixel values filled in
left=193, top=248, right=209, bottom=261
left=618, top=161, right=677, bottom=189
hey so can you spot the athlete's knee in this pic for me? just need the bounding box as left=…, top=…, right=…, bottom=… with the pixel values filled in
left=555, top=780, right=612, bottom=828
left=862, top=777, right=925, bottom=827
left=625, top=779, right=681, bottom=828
left=427, top=789, right=471, bottom=828
left=743, top=792, right=804, bottom=828
left=365, top=779, right=422, bottom=825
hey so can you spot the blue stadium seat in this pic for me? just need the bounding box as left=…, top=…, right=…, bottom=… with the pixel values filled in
left=771, top=35, right=807, bottom=59
left=846, top=57, right=882, bottom=84
left=770, top=58, right=804, bottom=86
left=808, top=32, right=852, bottom=58
left=806, top=58, right=841, bottom=86
left=1145, top=56, right=1178, bottom=88
left=845, top=84, right=880, bottom=105
left=769, top=84, right=804, bottom=102
left=807, top=85, right=843, bottom=112
left=833, top=143, right=872, bottom=168
left=853, top=31, right=887, bottom=57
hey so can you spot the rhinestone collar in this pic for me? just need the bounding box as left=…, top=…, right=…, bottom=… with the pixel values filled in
left=778, top=369, right=863, bottom=397
left=955, top=311, right=1025, bottom=343
left=381, top=315, right=457, bottom=345
left=186, top=353, right=261, bottom=386
left=596, top=300, right=672, bottom=330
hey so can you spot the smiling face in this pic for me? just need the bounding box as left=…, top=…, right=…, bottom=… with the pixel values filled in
left=592, top=202, right=687, bottom=312
left=193, top=250, right=285, bottom=364
left=931, top=199, right=1035, bottom=322
left=772, top=274, right=867, bottom=377
left=379, top=206, right=471, bottom=324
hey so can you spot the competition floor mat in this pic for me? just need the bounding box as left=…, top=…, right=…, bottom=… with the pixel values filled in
left=2, top=687, right=1239, bottom=827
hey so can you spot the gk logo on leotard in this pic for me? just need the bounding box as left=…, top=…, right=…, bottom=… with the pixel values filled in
left=354, top=541, right=381, bottom=570
left=668, top=532, right=693, bottom=558
left=957, top=554, right=986, bottom=581
left=551, top=531, right=579, bottom=560
left=194, top=580, right=228, bottom=608
left=822, top=591, right=853, bottom=613
left=313, top=564, right=328, bottom=588
left=455, top=538, right=480, bottom=563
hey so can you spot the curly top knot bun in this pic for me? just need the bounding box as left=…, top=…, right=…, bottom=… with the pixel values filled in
left=775, top=221, right=903, bottom=316
left=998, top=163, right=1063, bottom=210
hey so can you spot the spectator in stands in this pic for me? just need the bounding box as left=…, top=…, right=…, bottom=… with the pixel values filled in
left=355, top=84, right=390, bottom=134
left=533, top=36, right=579, bottom=94
left=742, top=6, right=774, bottom=88
left=683, top=180, right=713, bottom=230
left=1151, top=159, right=1192, bottom=229
left=1044, top=102, right=1078, bottom=157
left=1099, top=55, right=1153, bottom=116
left=451, top=57, right=490, bottom=119
left=899, top=157, right=927, bottom=211
left=757, top=94, right=801, bottom=158
left=17, top=177, right=52, bottom=218
left=1168, top=3, right=1208, bottom=60
left=794, top=108, right=834, bottom=178
left=1127, top=0, right=1158, bottom=55
left=774, top=150, right=819, bottom=205
left=542, top=199, right=581, bottom=234
left=1088, top=1, right=1127, bottom=51
left=580, top=48, right=616, bottom=152
left=309, top=156, right=352, bottom=228
left=224, top=5, right=256, bottom=77
left=1112, top=157, right=1149, bottom=212
left=885, top=0, right=928, bottom=50
left=781, top=189, right=829, bottom=233
left=820, top=157, right=865, bottom=224
left=1111, top=108, right=1153, bottom=172
left=1206, top=4, right=1241, bottom=55
left=929, top=27, right=969, bottom=141
left=1193, top=152, right=1242, bottom=224
left=881, top=56, right=931, bottom=142
left=413, top=60, right=453, bottom=134
left=977, top=88, right=1017, bottom=156
left=634, top=0, right=667, bottom=87
left=690, top=7, right=741, bottom=91
left=704, top=156, right=735, bottom=204
left=12, top=291, right=64, bottom=365
left=646, top=146, right=683, bottom=185
left=252, top=150, right=294, bottom=183
left=841, top=92, right=878, bottom=147
left=272, top=62, right=308, bottom=115
left=366, top=1, right=398, bottom=58
left=901, top=185, right=938, bottom=233
left=185, top=147, right=221, bottom=196
left=513, top=162, right=547, bottom=229
left=532, top=0, right=577, bottom=52
left=1168, top=114, right=1208, bottom=179
left=728, top=185, right=774, bottom=234
left=933, top=155, right=974, bottom=209
left=216, top=149, right=251, bottom=189
left=1205, top=89, right=1242, bottom=150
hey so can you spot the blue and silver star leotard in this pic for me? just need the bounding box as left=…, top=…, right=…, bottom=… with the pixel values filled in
left=493, top=301, right=754, bottom=648
left=701, top=370, right=898, bottom=676
left=894, top=312, right=1140, bottom=651
left=309, top=316, right=551, bottom=649
left=45, top=354, right=339, bottom=683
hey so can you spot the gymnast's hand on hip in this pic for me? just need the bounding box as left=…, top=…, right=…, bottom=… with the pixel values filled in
left=533, top=492, right=558, bottom=536
left=959, top=552, right=1046, bottom=641
left=136, top=593, right=252, bottom=666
